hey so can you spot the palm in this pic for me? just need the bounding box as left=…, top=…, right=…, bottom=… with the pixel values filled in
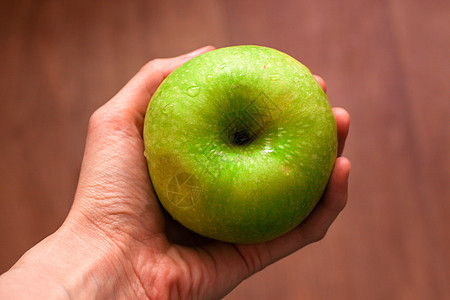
left=133, top=189, right=268, bottom=299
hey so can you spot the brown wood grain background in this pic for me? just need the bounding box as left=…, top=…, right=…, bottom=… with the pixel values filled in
left=1, top=0, right=449, bottom=299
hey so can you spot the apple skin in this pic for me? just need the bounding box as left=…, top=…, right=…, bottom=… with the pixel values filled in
left=143, top=45, right=337, bottom=244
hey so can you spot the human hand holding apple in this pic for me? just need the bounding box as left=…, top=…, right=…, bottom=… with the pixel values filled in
left=0, top=45, right=350, bottom=300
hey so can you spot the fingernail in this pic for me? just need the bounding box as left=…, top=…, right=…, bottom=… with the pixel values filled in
left=186, top=45, right=214, bottom=57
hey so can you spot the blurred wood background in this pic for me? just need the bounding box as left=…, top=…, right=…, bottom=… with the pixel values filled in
left=0, top=0, right=449, bottom=299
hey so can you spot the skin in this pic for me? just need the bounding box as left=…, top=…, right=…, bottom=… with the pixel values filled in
left=0, top=45, right=350, bottom=299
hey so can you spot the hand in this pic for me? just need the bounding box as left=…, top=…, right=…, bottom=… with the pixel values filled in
left=0, top=46, right=350, bottom=300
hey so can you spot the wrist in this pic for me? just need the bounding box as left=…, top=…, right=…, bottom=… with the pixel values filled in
left=0, top=225, right=142, bottom=299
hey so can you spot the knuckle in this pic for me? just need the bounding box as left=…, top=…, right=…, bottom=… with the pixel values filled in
left=331, top=195, right=348, bottom=213
left=315, top=230, right=327, bottom=242
left=305, top=229, right=327, bottom=243
left=88, top=105, right=131, bottom=135
left=338, top=198, right=348, bottom=211
left=88, top=107, right=107, bottom=132
left=140, top=58, right=165, bottom=74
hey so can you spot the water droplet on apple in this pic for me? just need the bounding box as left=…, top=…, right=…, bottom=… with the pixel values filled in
left=262, top=145, right=274, bottom=154
left=218, top=63, right=226, bottom=69
left=162, top=104, right=174, bottom=114
left=186, top=86, right=200, bottom=97
left=206, top=74, right=214, bottom=80
left=268, top=74, right=280, bottom=81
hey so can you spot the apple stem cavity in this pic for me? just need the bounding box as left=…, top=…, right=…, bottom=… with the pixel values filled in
left=231, top=129, right=254, bottom=146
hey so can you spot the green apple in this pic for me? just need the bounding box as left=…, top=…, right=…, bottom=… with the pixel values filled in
left=143, top=45, right=337, bottom=244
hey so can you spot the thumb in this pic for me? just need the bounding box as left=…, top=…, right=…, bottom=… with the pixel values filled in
left=109, top=45, right=216, bottom=125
